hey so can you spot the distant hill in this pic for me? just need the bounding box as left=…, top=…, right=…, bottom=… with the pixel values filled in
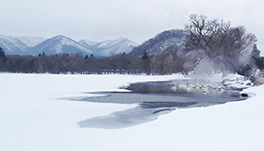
left=1, top=30, right=187, bottom=57
left=16, top=36, right=47, bottom=48
left=79, top=38, right=138, bottom=57
left=0, top=35, right=32, bottom=55
left=130, top=29, right=187, bottom=57
left=28, top=35, right=93, bottom=56
left=0, top=34, right=138, bottom=57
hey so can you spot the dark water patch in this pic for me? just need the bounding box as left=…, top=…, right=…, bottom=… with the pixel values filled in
left=140, top=101, right=197, bottom=108
left=124, top=80, right=185, bottom=94
left=71, top=80, right=250, bottom=129
left=241, top=93, right=248, bottom=97
left=124, top=79, right=240, bottom=96
left=152, top=108, right=174, bottom=114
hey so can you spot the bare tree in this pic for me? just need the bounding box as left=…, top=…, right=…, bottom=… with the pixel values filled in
left=185, top=14, right=257, bottom=73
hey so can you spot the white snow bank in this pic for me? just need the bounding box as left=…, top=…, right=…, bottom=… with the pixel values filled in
left=136, top=84, right=264, bottom=151
left=0, top=73, right=263, bottom=151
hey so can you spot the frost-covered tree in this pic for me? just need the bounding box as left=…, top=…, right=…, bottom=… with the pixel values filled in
left=185, top=14, right=257, bottom=73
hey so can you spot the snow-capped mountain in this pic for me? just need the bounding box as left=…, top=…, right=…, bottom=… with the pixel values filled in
left=98, top=38, right=138, bottom=56
left=130, top=29, right=187, bottom=56
left=0, top=34, right=138, bottom=57
left=17, top=36, right=47, bottom=47
left=78, top=40, right=99, bottom=47
left=0, top=35, right=30, bottom=55
left=79, top=38, right=138, bottom=57
left=29, top=35, right=94, bottom=56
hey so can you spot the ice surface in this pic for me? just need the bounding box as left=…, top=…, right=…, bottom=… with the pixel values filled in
left=0, top=73, right=263, bottom=151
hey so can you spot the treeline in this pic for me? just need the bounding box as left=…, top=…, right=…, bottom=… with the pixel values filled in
left=0, top=45, right=263, bottom=76
left=0, top=48, right=190, bottom=75
left=1, top=44, right=264, bottom=76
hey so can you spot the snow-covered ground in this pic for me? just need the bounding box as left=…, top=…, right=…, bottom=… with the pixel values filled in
left=0, top=73, right=263, bottom=151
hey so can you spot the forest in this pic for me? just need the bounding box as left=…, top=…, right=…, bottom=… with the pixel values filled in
left=1, top=14, right=264, bottom=76
left=0, top=49, right=189, bottom=75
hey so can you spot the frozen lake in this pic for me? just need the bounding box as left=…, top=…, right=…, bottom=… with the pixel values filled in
left=1, top=73, right=263, bottom=151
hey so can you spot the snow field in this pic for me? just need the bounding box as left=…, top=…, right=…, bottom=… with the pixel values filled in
left=0, top=73, right=263, bottom=151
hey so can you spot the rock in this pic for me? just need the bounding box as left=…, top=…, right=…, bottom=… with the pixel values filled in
left=254, top=78, right=264, bottom=86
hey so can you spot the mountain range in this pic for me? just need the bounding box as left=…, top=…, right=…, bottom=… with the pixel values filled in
left=130, top=29, right=187, bottom=57
left=0, top=35, right=138, bottom=57
left=0, top=29, right=187, bottom=57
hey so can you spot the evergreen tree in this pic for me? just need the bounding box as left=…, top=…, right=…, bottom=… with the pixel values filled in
left=142, top=50, right=148, bottom=59
left=90, top=54, right=94, bottom=58
left=0, top=47, right=7, bottom=70
left=0, top=47, right=6, bottom=61
left=142, top=50, right=150, bottom=74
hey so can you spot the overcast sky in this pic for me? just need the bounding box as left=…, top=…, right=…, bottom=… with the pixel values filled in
left=1, top=0, right=264, bottom=50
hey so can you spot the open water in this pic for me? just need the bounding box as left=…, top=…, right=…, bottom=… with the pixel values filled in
left=70, top=80, right=248, bottom=129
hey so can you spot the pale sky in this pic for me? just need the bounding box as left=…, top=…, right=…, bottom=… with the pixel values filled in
left=1, top=0, right=264, bottom=51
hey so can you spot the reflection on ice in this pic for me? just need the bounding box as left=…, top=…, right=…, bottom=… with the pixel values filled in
left=78, top=106, right=164, bottom=129
left=78, top=100, right=199, bottom=129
